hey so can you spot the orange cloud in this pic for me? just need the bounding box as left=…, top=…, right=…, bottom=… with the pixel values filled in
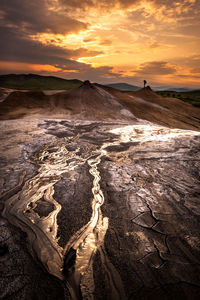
left=0, top=61, right=62, bottom=73
left=99, top=39, right=112, bottom=46
left=0, top=0, right=200, bottom=87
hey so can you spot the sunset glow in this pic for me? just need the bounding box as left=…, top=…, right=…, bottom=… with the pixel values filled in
left=0, top=0, right=200, bottom=87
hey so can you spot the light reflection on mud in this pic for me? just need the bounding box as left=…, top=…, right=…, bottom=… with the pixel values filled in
left=3, top=136, right=88, bottom=279
left=3, top=124, right=199, bottom=299
left=2, top=132, right=126, bottom=299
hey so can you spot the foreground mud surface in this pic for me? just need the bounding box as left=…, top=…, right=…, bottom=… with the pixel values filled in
left=1, top=118, right=200, bottom=300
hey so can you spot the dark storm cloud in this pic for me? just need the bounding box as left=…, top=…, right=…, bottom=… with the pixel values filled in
left=58, top=0, right=196, bottom=12
left=0, top=0, right=199, bottom=85
left=0, top=0, right=88, bottom=34
left=0, top=0, right=116, bottom=81
left=137, top=61, right=177, bottom=75
left=0, top=25, right=103, bottom=71
left=171, top=55, right=200, bottom=69
left=58, top=0, right=139, bottom=10
left=0, top=23, right=116, bottom=81
left=99, top=39, right=112, bottom=46
left=83, top=38, right=96, bottom=43
left=72, top=65, right=119, bottom=82
left=0, top=0, right=102, bottom=70
left=176, top=23, right=200, bottom=37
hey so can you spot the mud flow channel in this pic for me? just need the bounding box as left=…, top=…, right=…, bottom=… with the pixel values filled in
left=3, top=125, right=198, bottom=299
left=2, top=132, right=125, bottom=300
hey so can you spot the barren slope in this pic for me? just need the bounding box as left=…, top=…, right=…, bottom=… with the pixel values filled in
left=0, top=81, right=135, bottom=122
left=103, top=85, right=200, bottom=130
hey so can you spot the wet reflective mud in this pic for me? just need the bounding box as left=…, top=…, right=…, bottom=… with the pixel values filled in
left=2, top=122, right=200, bottom=299
left=2, top=130, right=126, bottom=299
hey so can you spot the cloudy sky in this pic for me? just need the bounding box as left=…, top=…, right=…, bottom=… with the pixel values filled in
left=0, top=0, right=200, bottom=87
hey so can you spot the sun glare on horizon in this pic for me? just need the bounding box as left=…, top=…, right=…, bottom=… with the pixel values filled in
left=0, top=0, right=200, bottom=87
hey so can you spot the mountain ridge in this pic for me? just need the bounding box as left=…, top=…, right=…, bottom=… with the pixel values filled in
left=1, top=74, right=198, bottom=92
left=105, top=82, right=141, bottom=91
left=0, top=73, right=82, bottom=90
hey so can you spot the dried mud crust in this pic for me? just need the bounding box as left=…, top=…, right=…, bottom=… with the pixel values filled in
left=99, top=136, right=200, bottom=299
left=1, top=120, right=200, bottom=299
left=0, top=217, right=68, bottom=300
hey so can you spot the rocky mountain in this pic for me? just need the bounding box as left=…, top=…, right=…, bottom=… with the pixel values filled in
left=0, top=81, right=200, bottom=300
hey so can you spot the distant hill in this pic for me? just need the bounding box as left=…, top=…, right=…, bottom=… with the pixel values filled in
left=0, top=74, right=82, bottom=90
left=105, top=83, right=140, bottom=91
left=153, top=86, right=193, bottom=92
left=105, top=82, right=196, bottom=93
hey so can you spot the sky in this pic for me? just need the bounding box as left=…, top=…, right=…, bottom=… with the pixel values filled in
left=0, top=0, right=200, bottom=87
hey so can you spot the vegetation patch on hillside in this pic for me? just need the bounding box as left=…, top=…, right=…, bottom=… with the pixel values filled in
left=157, top=90, right=200, bottom=107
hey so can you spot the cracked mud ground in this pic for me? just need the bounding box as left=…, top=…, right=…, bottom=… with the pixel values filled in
left=1, top=117, right=200, bottom=300
left=1, top=83, right=200, bottom=300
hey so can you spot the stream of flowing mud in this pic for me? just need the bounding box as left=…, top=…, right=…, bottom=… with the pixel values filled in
left=2, top=132, right=125, bottom=300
